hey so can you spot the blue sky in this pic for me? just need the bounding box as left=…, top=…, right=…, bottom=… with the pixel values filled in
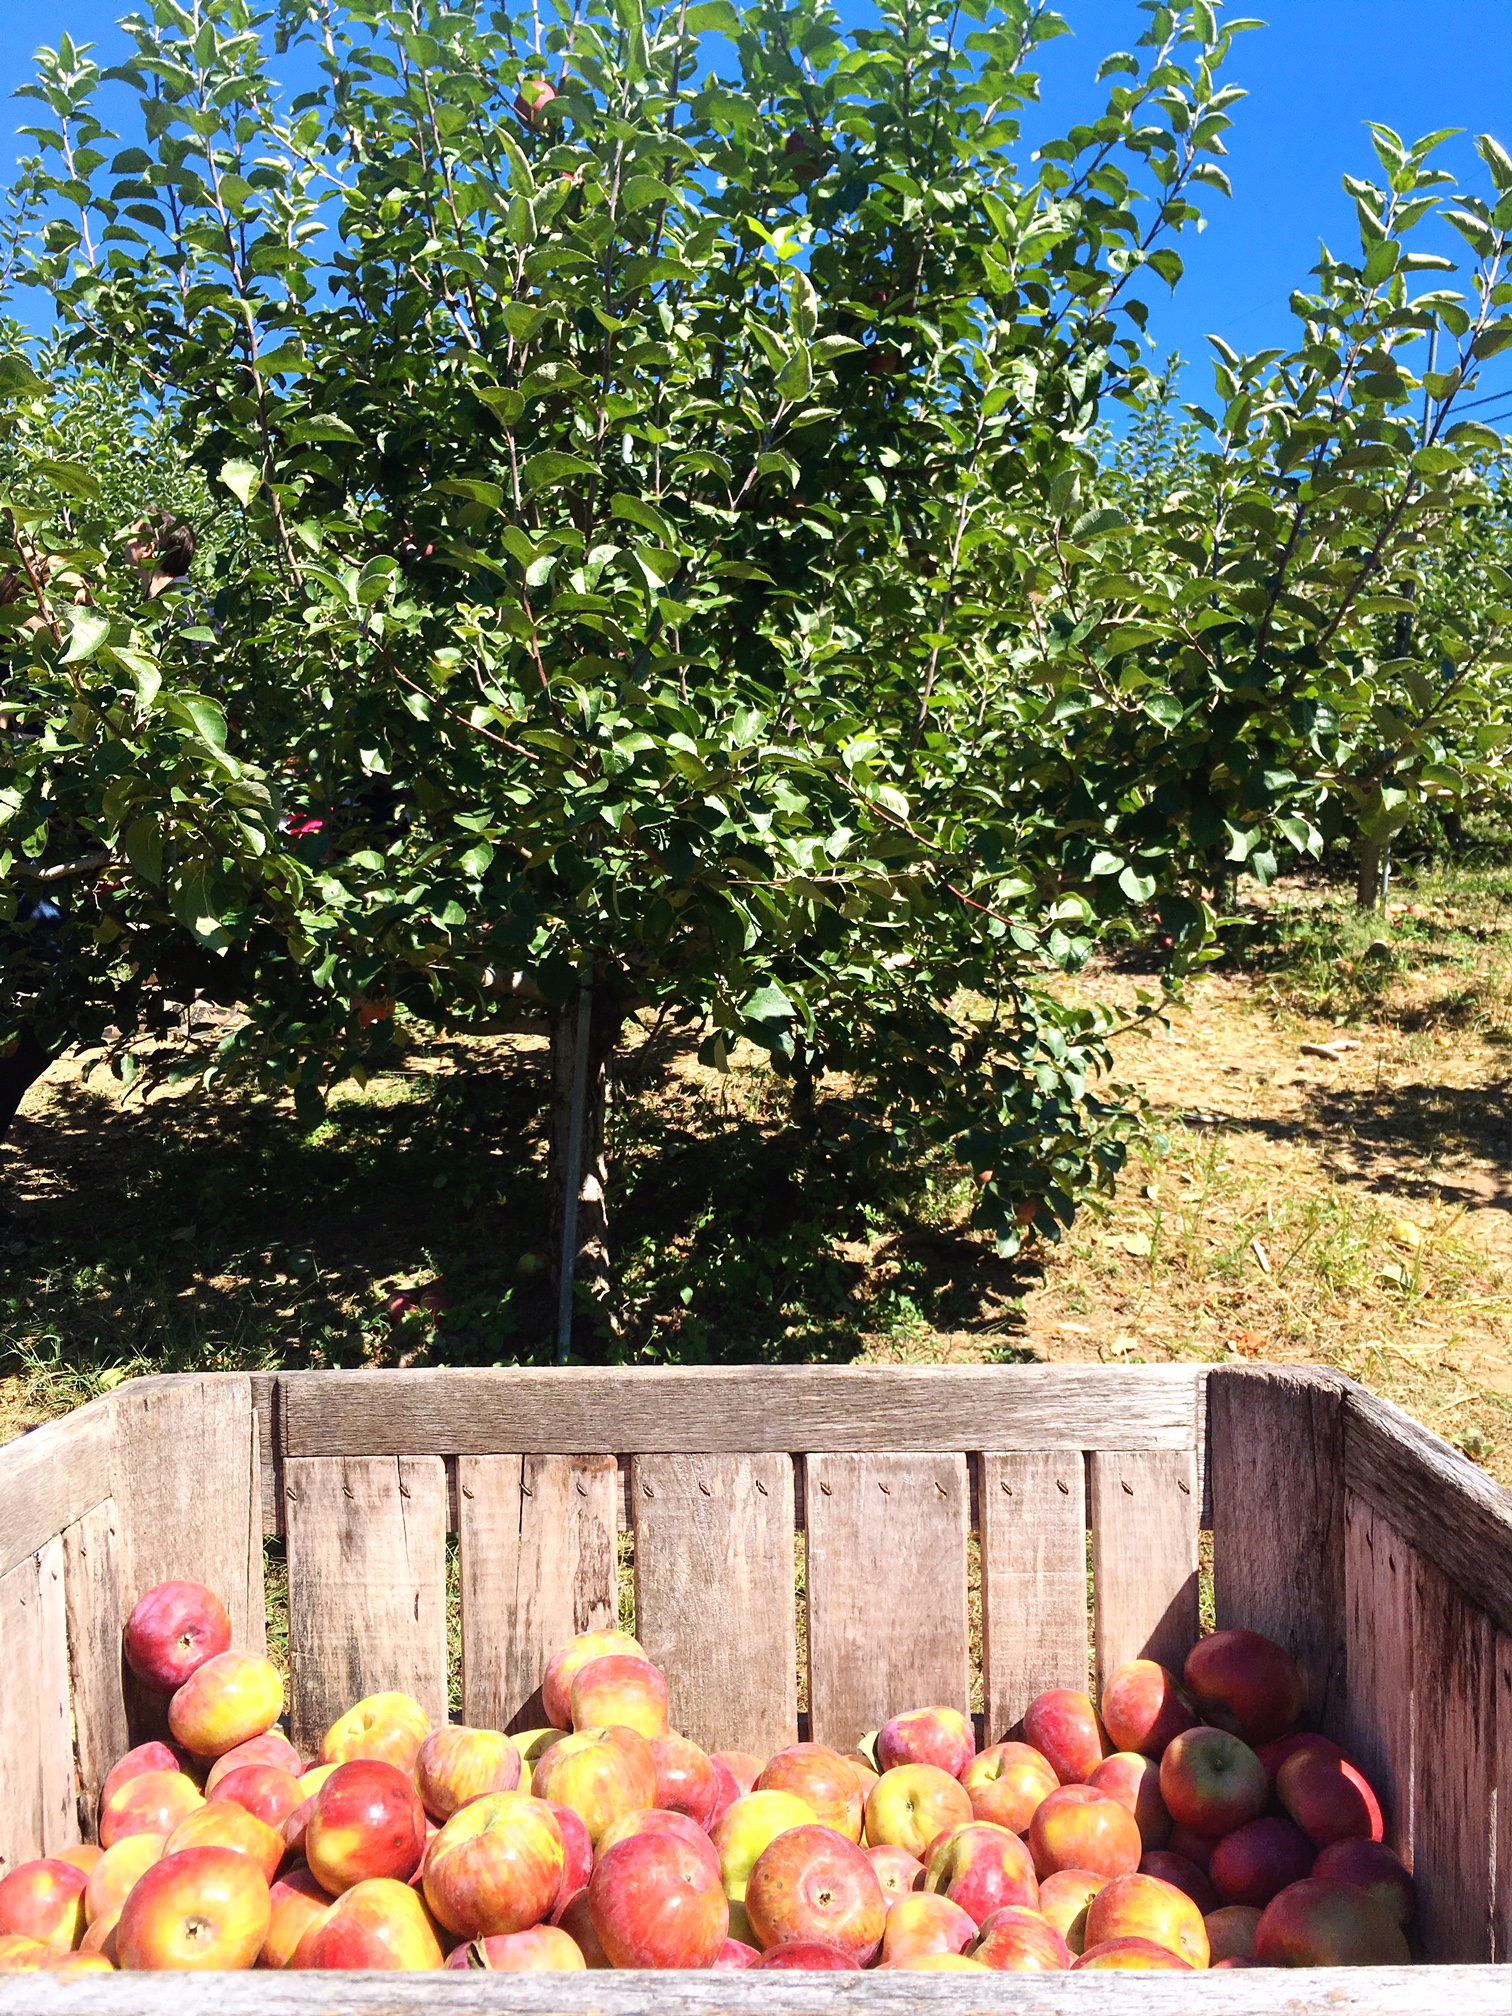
left=1, top=0, right=1508, bottom=418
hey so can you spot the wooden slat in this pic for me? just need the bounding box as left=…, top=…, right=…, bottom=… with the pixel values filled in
left=805, top=1453, right=969, bottom=1753
left=1412, top=1549, right=1502, bottom=1963
left=0, top=1396, right=115, bottom=1577
left=277, top=1364, right=1207, bottom=1457
left=457, top=1454, right=618, bottom=1732
left=632, top=1454, right=797, bottom=1758
left=1209, top=1366, right=1346, bottom=1728
left=0, top=1961, right=1501, bottom=2011
left=1345, top=1384, right=1510, bottom=1625
left=1494, top=1629, right=1510, bottom=1966
left=0, top=1537, right=74, bottom=1872
left=1088, top=1449, right=1200, bottom=1696
left=284, top=1456, right=448, bottom=1753
left=979, top=1451, right=1088, bottom=1737
left=1336, top=1492, right=1416, bottom=1863
left=61, top=1498, right=128, bottom=1842
left=250, top=1370, right=283, bottom=1537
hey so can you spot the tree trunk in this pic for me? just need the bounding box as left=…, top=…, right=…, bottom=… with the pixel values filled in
left=548, top=977, right=621, bottom=1360
left=1355, top=838, right=1384, bottom=910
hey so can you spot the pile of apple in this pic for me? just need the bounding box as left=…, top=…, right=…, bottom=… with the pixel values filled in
left=0, top=1578, right=1416, bottom=1976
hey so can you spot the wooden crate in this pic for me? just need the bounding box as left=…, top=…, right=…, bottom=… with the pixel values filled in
left=0, top=1362, right=1505, bottom=2011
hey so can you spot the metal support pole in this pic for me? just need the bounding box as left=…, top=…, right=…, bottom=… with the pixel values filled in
left=555, top=962, right=593, bottom=1365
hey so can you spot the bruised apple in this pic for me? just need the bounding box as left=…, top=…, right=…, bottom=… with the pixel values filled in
left=100, top=1769, right=204, bottom=1848
left=542, top=1632, right=644, bottom=1731
left=124, top=1581, right=232, bottom=1694
left=972, top=1903, right=1072, bottom=1971
left=864, top=1765, right=971, bottom=1859
left=305, top=1760, right=428, bottom=1894
left=569, top=1654, right=669, bottom=1740
left=1100, top=1660, right=1195, bottom=1758
left=876, top=1707, right=974, bottom=1781
left=422, top=1792, right=564, bottom=1940
left=168, top=1652, right=284, bottom=1759
left=0, top=1860, right=88, bottom=1952
left=1084, top=1872, right=1209, bottom=1968
left=1022, top=1689, right=1108, bottom=1784
left=744, top=1826, right=885, bottom=1964
left=164, top=1799, right=285, bottom=1883
left=415, top=1727, right=521, bottom=1822
left=924, top=1822, right=1037, bottom=1926
left=1184, top=1630, right=1304, bottom=1747
left=588, top=1831, right=729, bottom=1968
left=756, top=1745, right=863, bottom=1841
left=321, top=1693, right=431, bottom=1776
left=116, top=1846, right=271, bottom=1970
left=1088, top=1752, right=1171, bottom=1851
left=532, top=1726, right=657, bottom=1847
left=291, top=1877, right=444, bottom=1970
left=1028, top=1787, right=1141, bottom=1881
left=650, top=1735, right=720, bottom=1828
left=961, top=1742, right=1059, bottom=1833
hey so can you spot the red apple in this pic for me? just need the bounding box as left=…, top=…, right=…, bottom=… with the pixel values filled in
left=211, top=1765, right=304, bottom=1832
left=532, top=1726, right=657, bottom=1847
left=541, top=1800, right=593, bottom=1899
left=1100, top=1659, right=1196, bottom=1758
left=1074, top=1934, right=1193, bottom=1969
left=1028, top=1786, right=1141, bottom=1881
left=923, top=1820, right=1037, bottom=1926
left=1276, top=1744, right=1383, bottom=1846
left=864, top=1765, right=972, bottom=1858
left=305, top=1759, right=428, bottom=1894
left=711, top=1750, right=765, bottom=1798
left=291, top=1875, right=443, bottom=1969
left=164, top=1798, right=285, bottom=1883
left=756, top=1744, right=864, bottom=1841
left=421, top=1791, right=564, bottom=1939
left=1183, top=1629, right=1304, bottom=1746
left=1036, top=1869, right=1105, bottom=1953
left=541, top=1631, right=644, bottom=1731
left=880, top=1890, right=977, bottom=1962
left=1159, top=1727, right=1267, bottom=1837
left=260, top=1866, right=331, bottom=1968
left=745, top=1825, right=885, bottom=1963
left=99, top=1768, right=204, bottom=1848
left=971, top=1902, right=1071, bottom=1970
left=205, top=1732, right=302, bottom=1796
left=960, top=1741, right=1059, bottom=1833
left=1210, top=1814, right=1315, bottom=1908
left=448, top=1926, right=585, bottom=1970
left=168, top=1652, right=284, bottom=1759
left=416, top=1727, right=522, bottom=1822
left=782, top=129, right=827, bottom=188
left=1088, top=1752, right=1171, bottom=1850
left=1311, top=1837, right=1415, bottom=1925
left=712, top=1935, right=760, bottom=1967
left=758, top=1938, right=859, bottom=1968
left=1084, top=1871, right=1210, bottom=1968
left=650, top=1734, right=720, bottom=1828
left=876, top=1707, right=974, bottom=1780
left=1205, top=1903, right=1262, bottom=1962
left=588, top=1830, right=729, bottom=1968
left=116, top=1846, right=271, bottom=1970
left=865, top=1844, right=924, bottom=1902
left=1167, top=1823, right=1216, bottom=1872
left=570, top=1653, right=670, bottom=1739
left=86, top=1835, right=165, bottom=1925
left=124, top=1581, right=232, bottom=1694
left=0, top=1860, right=88, bottom=1952
left=102, top=1742, right=187, bottom=1810
left=1139, top=1850, right=1219, bottom=1914
left=551, top=1887, right=610, bottom=1966
left=597, top=1806, right=721, bottom=1881
left=1022, top=1689, right=1109, bottom=1784
left=1255, top=1875, right=1410, bottom=1965
left=513, top=77, right=556, bottom=126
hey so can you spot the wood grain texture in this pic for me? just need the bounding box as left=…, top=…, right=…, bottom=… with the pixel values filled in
left=1336, top=1492, right=1416, bottom=1864
left=457, top=1454, right=618, bottom=1732
left=284, top=1456, right=449, bottom=1753
left=1209, top=1365, right=1346, bottom=1728
left=0, top=1537, right=75, bottom=1872
left=632, top=1454, right=798, bottom=1758
left=805, top=1452, right=969, bottom=1752
left=0, top=1396, right=115, bottom=1577
left=249, top=1370, right=283, bottom=1537
left=1494, top=1629, right=1510, bottom=1966
left=1088, top=1449, right=1200, bottom=1696
left=979, top=1450, right=1089, bottom=1737
left=277, top=1364, right=1207, bottom=1456
left=0, top=1964, right=1501, bottom=2012
left=1412, top=1549, right=1502, bottom=1963
left=60, top=1498, right=128, bottom=1842
left=1345, top=1384, right=1510, bottom=1625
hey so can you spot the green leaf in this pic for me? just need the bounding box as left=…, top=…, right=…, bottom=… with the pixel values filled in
left=742, top=981, right=794, bottom=1023
left=171, top=864, right=229, bottom=949
left=124, top=815, right=163, bottom=884
left=60, top=608, right=110, bottom=664
left=33, top=457, right=101, bottom=501
left=1118, top=865, right=1157, bottom=902
left=521, top=451, right=597, bottom=493
left=219, top=458, right=262, bottom=506
left=685, top=0, right=741, bottom=28
left=475, top=386, right=526, bottom=425
left=0, top=353, right=43, bottom=398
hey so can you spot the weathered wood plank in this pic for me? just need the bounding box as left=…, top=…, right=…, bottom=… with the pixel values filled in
left=0, top=1963, right=1501, bottom=2011
left=1494, top=1628, right=1510, bottom=1966
left=805, top=1452, right=969, bottom=1753
left=0, top=1396, right=115, bottom=1578
left=632, top=1454, right=798, bottom=1758
left=277, top=1364, right=1207, bottom=1457
left=1088, top=1449, right=1200, bottom=1695
left=457, top=1454, right=618, bottom=1732
left=0, top=1537, right=75, bottom=1872
left=249, top=1370, right=283, bottom=1537
left=1344, top=1384, right=1510, bottom=1625
left=60, top=1498, right=128, bottom=1842
left=1209, top=1365, right=1346, bottom=1728
left=1335, top=1492, right=1416, bottom=1864
left=1412, top=1549, right=1502, bottom=1963
left=979, top=1450, right=1088, bottom=1737
left=284, top=1456, right=448, bottom=1753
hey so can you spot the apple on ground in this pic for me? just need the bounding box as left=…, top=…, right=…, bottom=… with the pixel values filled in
left=1183, top=1630, right=1305, bottom=1746
left=305, top=1760, right=429, bottom=1894
left=1311, top=1837, right=1415, bottom=1924
left=1159, top=1726, right=1267, bottom=1837
left=1139, top=1850, right=1219, bottom=1914
left=755, top=1744, right=863, bottom=1841
left=0, top=1860, right=88, bottom=1952
left=1254, top=1875, right=1410, bottom=1965
left=1084, top=1871, right=1210, bottom=1968
left=865, top=1844, right=924, bottom=1902
left=415, top=1727, right=521, bottom=1822
left=1022, top=1690, right=1109, bottom=1784
left=100, top=1769, right=204, bottom=1848
left=711, top=1790, right=816, bottom=1902
left=261, top=1867, right=332, bottom=1968
left=864, top=1765, right=972, bottom=1858
left=446, top=1926, right=585, bottom=1970
left=1205, top=1904, right=1263, bottom=1962
left=422, top=1791, right=564, bottom=1939
left=1074, top=1935, right=1193, bottom=1970
left=923, top=1820, right=1037, bottom=1925
left=290, top=1876, right=444, bottom=1969
left=124, top=1581, right=232, bottom=1694
left=532, top=1726, right=658, bottom=1847
left=1036, top=1869, right=1105, bottom=1953
left=168, top=1652, right=284, bottom=1759
left=1099, top=1660, right=1196, bottom=1758
left=1087, top=1752, right=1172, bottom=1850
left=1028, top=1786, right=1142, bottom=1881
left=210, top=1764, right=304, bottom=1832
left=569, top=1653, right=670, bottom=1740
left=1209, top=1815, right=1315, bottom=1908
left=744, top=1825, right=885, bottom=1964
left=960, top=1742, right=1059, bottom=1833
left=1276, top=1744, right=1384, bottom=1846
left=320, top=1692, right=431, bottom=1776
left=116, top=1846, right=272, bottom=1970
left=876, top=1707, right=974, bottom=1781
left=541, top=1631, right=644, bottom=1730
left=164, top=1798, right=286, bottom=1882
left=758, top=1939, right=859, bottom=1968
left=650, top=1734, right=720, bottom=1828
left=880, top=1891, right=977, bottom=1963
left=971, top=1903, right=1072, bottom=1971
left=588, top=1830, right=729, bottom=1968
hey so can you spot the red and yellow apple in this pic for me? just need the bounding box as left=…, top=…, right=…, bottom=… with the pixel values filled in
left=650, top=1734, right=720, bottom=1828
left=540, top=1800, right=593, bottom=1897
left=971, top=1903, right=1071, bottom=1971
left=422, top=1792, right=564, bottom=1939
left=101, top=1742, right=186, bottom=1809
left=205, top=1731, right=302, bottom=1795
left=756, top=1744, right=863, bottom=1841
left=597, top=1806, right=721, bottom=1880
left=568, top=1653, right=669, bottom=1739
left=1036, top=1869, right=1105, bottom=1954
left=531, top=1726, right=657, bottom=1847
left=0, top=1859, right=88, bottom=1952
left=210, top=1765, right=304, bottom=1832
left=1276, top=1743, right=1383, bottom=1846
left=1084, top=1871, right=1209, bottom=1967
left=542, top=1631, right=644, bottom=1730
left=1159, top=1726, right=1267, bottom=1837
left=745, top=1825, right=885, bottom=1964
left=924, top=1820, right=1037, bottom=1926
left=449, top=1926, right=586, bottom=1970
left=164, top=1799, right=285, bottom=1883
left=100, top=1769, right=204, bottom=1848
left=1022, top=1689, right=1109, bottom=1784
left=1028, top=1786, right=1141, bottom=1881
left=864, top=1765, right=972, bottom=1858
left=866, top=1844, right=924, bottom=1902
left=588, top=1830, right=729, bottom=1968
left=124, top=1581, right=232, bottom=1694
left=320, top=1693, right=431, bottom=1776
left=880, top=1890, right=976, bottom=1963
left=305, top=1759, right=428, bottom=1894
left=290, top=1876, right=443, bottom=1969
left=712, top=1935, right=761, bottom=1968
left=759, top=1938, right=861, bottom=1968
left=1074, top=1934, right=1193, bottom=1969
left=1254, top=1875, right=1410, bottom=1966
left=1088, top=1752, right=1171, bottom=1850
left=710, top=1789, right=815, bottom=1902
left=260, top=1866, right=332, bottom=1967
left=415, top=1726, right=521, bottom=1822
left=1311, top=1837, right=1415, bottom=1924
left=85, top=1836, right=164, bottom=1926
left=116, top=1846, right=271, bottom=1970
left=876, top=1706, right=974, bottom=1780
left=1100, top=1659, right=1196, bottom=1758
left=961, top=1742, right=1059, bottom=1833
left=168, top=1652, right=284, bottom=1759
